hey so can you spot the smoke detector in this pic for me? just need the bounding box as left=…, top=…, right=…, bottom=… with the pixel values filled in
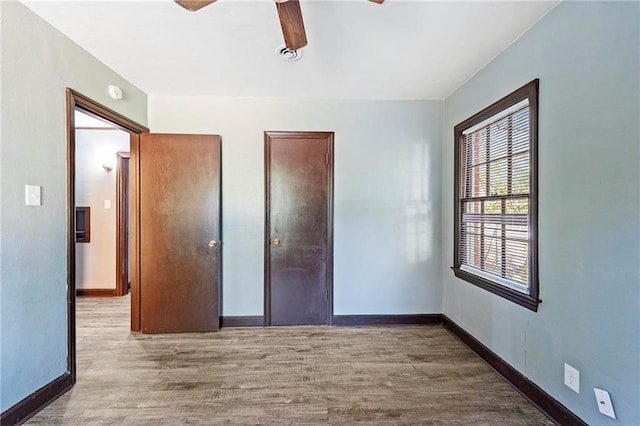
left=276, top=45, right=303, bottom=62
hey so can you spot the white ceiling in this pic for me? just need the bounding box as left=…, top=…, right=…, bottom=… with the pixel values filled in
left=22, top=0, right=557, bottom=100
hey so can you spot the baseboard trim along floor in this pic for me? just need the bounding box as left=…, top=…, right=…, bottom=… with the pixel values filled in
left=76, top=289, right=117, bottom=297
left=0, top=372, right=73, bottom=426
left=219, top=316, right=264, bottom=327
left=442, top=315, right=587, bottom=426
left=332, top=314, right=443, bottom=326
left=219, top=314, right=443, bottom=328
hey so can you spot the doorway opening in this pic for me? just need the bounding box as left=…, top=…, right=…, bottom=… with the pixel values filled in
left=66, top=89, right=148, bottom=382
left=74, top=109, right=130, bottom=297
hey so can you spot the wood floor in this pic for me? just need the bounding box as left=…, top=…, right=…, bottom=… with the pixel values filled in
left=28, top=296, right=552, bottom=425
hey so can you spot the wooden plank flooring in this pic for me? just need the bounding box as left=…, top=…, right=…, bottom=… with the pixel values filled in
left=28, top=296, right=552, bottom=425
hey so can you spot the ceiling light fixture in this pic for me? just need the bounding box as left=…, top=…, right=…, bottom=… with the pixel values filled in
left=108, top=85, right=123, bottom=101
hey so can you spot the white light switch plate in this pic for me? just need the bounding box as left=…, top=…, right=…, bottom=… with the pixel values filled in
left=594, top=388, right=616, bottom=419
left=104, top=199, right=111, bottom=209
left=25, top=185, right=41, bottom=206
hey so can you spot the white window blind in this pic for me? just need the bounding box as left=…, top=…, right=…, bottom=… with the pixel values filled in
left=460, top=101, right=530, bottom=293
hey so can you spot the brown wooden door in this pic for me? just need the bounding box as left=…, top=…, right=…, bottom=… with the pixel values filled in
left=139, top=134, right=221, bottom=333
left=116, top=151, right=130, bottom=297
left=265, top=131, right=334, bottom=326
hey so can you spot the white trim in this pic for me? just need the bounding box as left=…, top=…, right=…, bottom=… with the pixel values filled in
left=460, top=264, right=529, bottom=294
left=462, top=99, right=529, bottom=135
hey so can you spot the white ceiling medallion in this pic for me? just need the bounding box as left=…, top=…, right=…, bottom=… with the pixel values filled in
left=276, top=45, right=303, bottom=62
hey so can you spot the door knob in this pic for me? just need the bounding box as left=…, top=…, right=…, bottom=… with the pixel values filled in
left=208, top=240, right=218, bottom=248
left=273, top=238, right=280, bottom=245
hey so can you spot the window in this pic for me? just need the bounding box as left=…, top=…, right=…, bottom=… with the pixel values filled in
left=453, top=80, right=539, bottom=311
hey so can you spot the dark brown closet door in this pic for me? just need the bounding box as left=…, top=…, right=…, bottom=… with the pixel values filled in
left=265, top=131, right=334, bottom=326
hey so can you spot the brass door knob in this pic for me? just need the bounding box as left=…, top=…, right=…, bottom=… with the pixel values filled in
left=273, top=238, right=280, bottom=245
left=208, top=240, right=218, bottom=248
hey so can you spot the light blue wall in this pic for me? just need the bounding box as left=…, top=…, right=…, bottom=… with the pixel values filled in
left=0, top=2, right=147, bottom=411
left=442, top=2, right=639, bottom=424
left=149, top=97, right=443, bottom=317
left=4, top=0, right=637, bottom=422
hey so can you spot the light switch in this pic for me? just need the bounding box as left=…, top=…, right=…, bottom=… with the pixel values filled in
left=104, top=200, right=111, bottom=209
left=25, top=185, right=41, bottom=206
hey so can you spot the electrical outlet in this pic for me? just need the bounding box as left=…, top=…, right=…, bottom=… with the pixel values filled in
left=564, top=363, right=580, bottom=393
left=594, top=388, right=616, bottom=419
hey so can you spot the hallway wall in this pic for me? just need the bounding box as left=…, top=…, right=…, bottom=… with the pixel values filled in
left=75, top=129, right=130, bottom=290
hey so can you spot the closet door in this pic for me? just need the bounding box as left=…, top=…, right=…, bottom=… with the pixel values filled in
left=265, top=131, right=334, bottom=326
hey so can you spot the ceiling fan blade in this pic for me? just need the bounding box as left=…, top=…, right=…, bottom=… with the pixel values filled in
left=369, top=0, right=385, bottom=3
left=175, top=0, right=217, bottom=12
left=275, top=0, right=307, bottom=50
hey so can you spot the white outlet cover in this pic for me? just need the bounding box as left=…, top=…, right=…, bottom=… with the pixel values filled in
left=104, top=200, right=111, bottom=209
left=564, top=363, right=580, bottom=393
left=594, top=388, right=616, bottom=419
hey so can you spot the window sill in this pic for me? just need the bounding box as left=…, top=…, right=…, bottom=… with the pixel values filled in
left=450, top=267, right=539, bottom=312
